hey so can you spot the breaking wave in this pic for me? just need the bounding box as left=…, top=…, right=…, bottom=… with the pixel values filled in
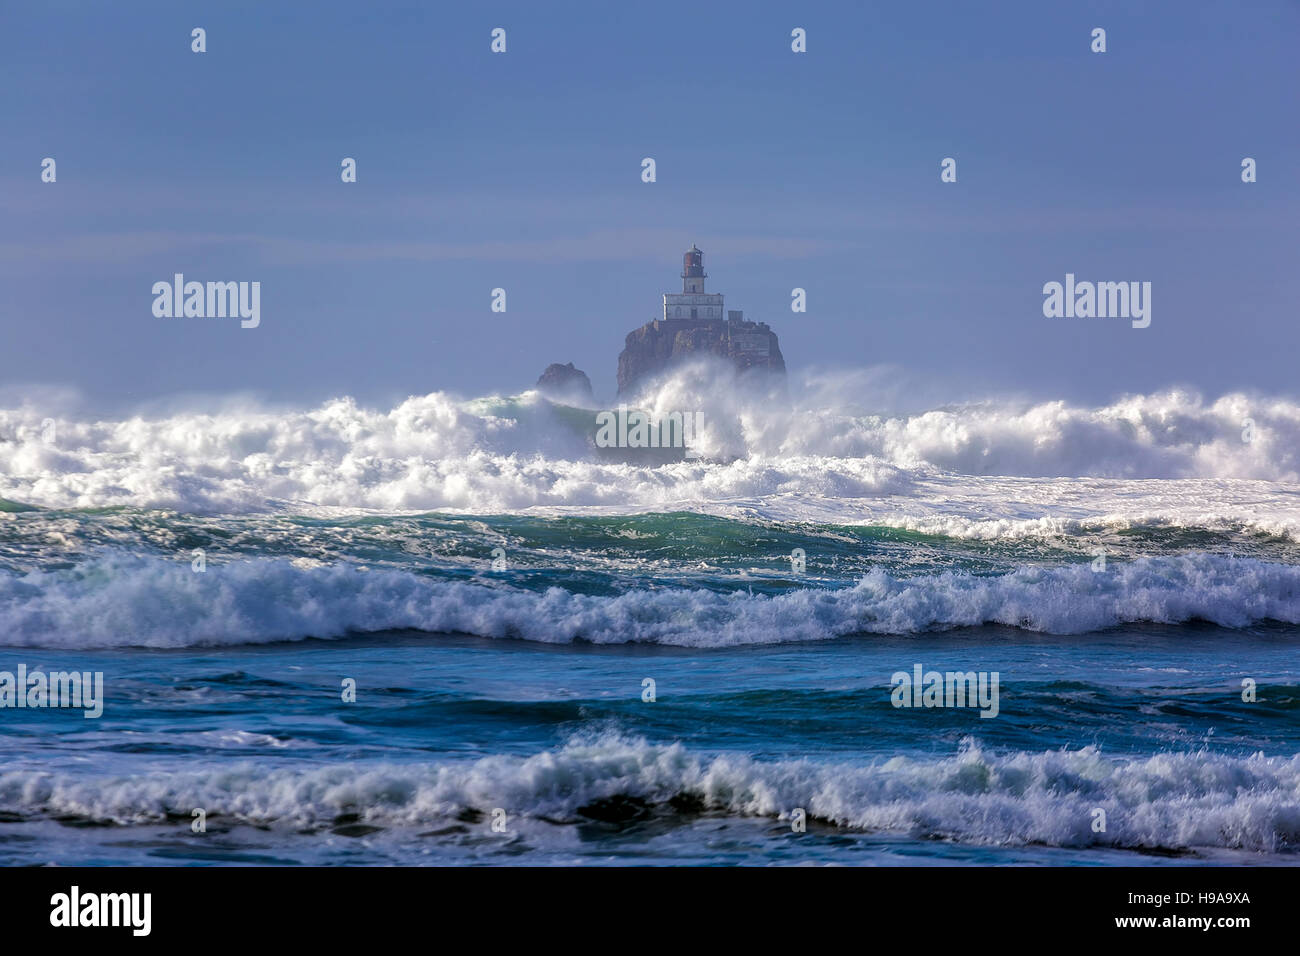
left=3, top=551, right=1299, bottom=648
left=1, top=376, right=1298, bottom=516
left=2, top=736, right=1296, bottom=853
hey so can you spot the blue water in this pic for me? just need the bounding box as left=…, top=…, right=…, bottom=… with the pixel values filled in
left=1, top=509, right=1299, bottom=865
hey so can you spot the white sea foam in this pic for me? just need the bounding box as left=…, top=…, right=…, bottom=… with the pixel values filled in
left=2, top=551, right=1298, bottom=648
left=1, top=736, right=1296, bottom=852
left=2, top=378, right=1299, bottom=538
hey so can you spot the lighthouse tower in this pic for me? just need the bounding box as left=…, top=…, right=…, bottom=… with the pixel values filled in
left=682, top=244, right=706, bottom=293
left=662, top=244, right=724, bottom=322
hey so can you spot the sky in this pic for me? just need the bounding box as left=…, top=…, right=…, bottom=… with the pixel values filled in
left=2, top=0, right=1298, bottom=413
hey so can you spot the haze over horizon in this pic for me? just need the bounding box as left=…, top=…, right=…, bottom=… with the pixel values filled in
left=3, top=0, right=1298, bottom=413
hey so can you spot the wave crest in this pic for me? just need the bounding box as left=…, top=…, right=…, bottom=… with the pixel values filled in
left=2, top=381, right=1298, bottom=514
left=3, top=737, right=1296, bottom=853
left=2, top=551, right=1298, bottom=648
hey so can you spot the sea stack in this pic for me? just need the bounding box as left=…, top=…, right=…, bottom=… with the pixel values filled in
left=616, top=245, right=786, bottom=399
left=534, top=362, right=595, bottom=404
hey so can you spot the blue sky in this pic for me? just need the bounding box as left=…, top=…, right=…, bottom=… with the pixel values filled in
left=2, top=0, right=1298, bottom=411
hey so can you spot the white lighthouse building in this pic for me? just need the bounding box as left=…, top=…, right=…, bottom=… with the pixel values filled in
left=662, top=244, right=724, bottom=321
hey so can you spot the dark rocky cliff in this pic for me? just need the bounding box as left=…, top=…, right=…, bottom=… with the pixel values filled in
left=617, top=317, right=786, bottom=398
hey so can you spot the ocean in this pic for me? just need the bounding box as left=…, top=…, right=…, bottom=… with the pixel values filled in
left=1, top=381, right=1298, bottom=865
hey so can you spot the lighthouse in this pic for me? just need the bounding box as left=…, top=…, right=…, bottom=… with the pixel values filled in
left=662, top=244, right=724, bottom=322
left=681, top=244, right=706, bottom=293
left=617, top=244, right=785, bottom=397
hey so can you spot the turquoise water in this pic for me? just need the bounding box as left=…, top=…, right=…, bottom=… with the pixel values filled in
left=1, top=509, right=1298, bottom=865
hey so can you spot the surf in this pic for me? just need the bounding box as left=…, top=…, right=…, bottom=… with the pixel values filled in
left=4, top=550, right=1300, bottom=648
